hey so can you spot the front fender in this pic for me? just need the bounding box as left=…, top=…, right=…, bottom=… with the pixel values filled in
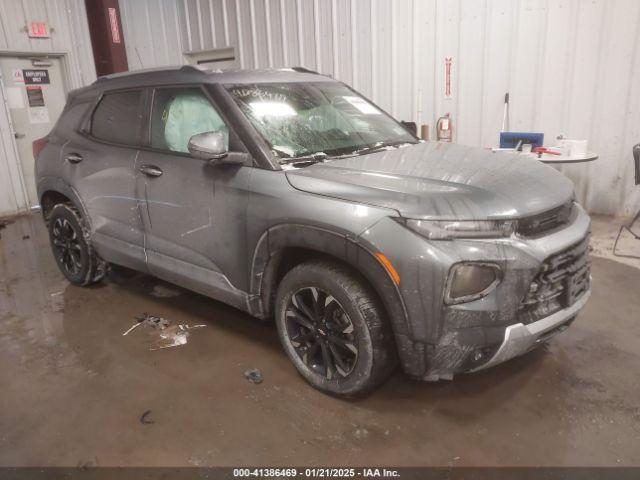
left=249, top=223, right=426, bottom=376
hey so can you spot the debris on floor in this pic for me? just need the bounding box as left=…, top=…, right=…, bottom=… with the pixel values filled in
left=152, top=323, right=206, bottom=350
left=244, top=368, right=263, bottom=384
left=22, top=234, right=30, bottom=240
left=140, top=410, right=155, bottom=425
left=136, top=312, right=171, bottom=330
left=122, top=312, right=206, bottom=350
left=150, top=284, right=182, bottom=298
left=122, top=312, right=167, bottom=336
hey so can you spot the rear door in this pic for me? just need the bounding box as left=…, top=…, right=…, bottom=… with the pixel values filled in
left=136, top=85, right=252, bottom=306
left=61, top=89, right=148, bottom=271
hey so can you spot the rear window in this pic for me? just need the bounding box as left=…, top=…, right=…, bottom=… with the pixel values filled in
left=91, top=90, right=144, bottom=146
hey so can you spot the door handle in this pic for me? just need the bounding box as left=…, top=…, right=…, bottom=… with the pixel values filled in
left=14, top=132, right=25, bottom=139
left=65, top=153, right=83, bottom=164
left=139, top=165, right=163, bottom=177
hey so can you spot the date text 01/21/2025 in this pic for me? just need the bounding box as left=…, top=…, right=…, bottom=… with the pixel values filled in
left=232, top=468, right=400, bottom=478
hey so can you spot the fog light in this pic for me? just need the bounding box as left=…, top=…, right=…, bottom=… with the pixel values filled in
left=445, top=263, right=502, bottom=304
left=461, top=345, right=500, bottom=371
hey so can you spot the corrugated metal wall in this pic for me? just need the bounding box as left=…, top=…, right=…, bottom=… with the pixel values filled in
left=120, top=0, right=640, bottom=217
left=0, top=0, right=96, bottom=217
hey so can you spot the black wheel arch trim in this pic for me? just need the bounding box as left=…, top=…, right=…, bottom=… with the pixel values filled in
left=38, top=176, right=92, bottom=230
left=249, top=223, right=426, bottom=374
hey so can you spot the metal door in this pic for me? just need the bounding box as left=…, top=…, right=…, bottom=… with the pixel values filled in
left=0, top=56, right=67, bottom=207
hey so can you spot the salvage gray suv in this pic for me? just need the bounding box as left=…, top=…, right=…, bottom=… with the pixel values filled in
left=35, top=66, right=591, bottom=395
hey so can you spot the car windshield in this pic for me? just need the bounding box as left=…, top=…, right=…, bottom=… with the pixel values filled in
left=226, top=82, right=417, bottom=162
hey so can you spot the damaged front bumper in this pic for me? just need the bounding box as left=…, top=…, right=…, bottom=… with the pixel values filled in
left=358, top=203, right=592, bottom=381
left=469, top=288, right=590, bottom=372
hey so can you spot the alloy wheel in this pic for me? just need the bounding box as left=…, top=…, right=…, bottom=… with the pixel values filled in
left=285, top=287, right=358, bottom=379
left=52, top=217, right=83, bottom=276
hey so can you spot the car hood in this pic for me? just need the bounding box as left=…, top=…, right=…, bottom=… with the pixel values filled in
left=284, top=141, right=575, bottom=220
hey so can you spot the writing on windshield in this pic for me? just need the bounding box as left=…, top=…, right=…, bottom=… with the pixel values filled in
left=226, top=82, right=416, bottom=161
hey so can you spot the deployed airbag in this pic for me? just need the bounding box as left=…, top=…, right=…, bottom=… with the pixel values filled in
left=163, top=93, right=228, bottom=153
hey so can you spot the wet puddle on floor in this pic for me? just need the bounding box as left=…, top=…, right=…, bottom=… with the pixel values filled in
left=122, top=312, right=206, bottom=350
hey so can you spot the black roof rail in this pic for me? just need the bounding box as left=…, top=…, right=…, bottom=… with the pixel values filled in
left=291, top=66, right=320, bottom=75
left=94, top=65, right=207, bottom=84
left=94, top=75, right=111, bottom=83
left=179, top=64, right=209, bottom=74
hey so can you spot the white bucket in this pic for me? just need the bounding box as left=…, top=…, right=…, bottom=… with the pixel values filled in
left=568, top=139, right=588, bottom=158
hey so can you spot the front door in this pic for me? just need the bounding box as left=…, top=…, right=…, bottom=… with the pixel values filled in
left=0, top=56, right=67, bottom=207
left=137, top=86, right=252, bottom=308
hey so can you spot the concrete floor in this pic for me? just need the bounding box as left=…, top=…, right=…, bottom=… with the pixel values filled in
left=0, top=214, right=639, bottom=467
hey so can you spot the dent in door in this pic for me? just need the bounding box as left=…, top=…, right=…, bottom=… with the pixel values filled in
left=138, top=153, right=253, bottom=309
left=66, top=139, right=146, bottom=268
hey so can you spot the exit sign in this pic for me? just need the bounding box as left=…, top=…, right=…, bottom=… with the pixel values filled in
left=28, top=21, right=49, bottom=38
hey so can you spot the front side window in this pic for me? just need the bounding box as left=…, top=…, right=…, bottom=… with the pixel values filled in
left=226, top=82, right=416, bottom=162
left=150, top=88, right=229, bottom=154
left=91, top=90, right=144, bottom=146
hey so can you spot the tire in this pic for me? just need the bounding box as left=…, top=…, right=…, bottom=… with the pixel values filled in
left=275, top=259, right=397, bottom=396
left=48, top=204, right=106, bottom=286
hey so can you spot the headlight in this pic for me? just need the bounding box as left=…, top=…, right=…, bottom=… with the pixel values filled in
left=445, top=263, right=502, bottom=304
left=400, top=218, right=515, bottom=240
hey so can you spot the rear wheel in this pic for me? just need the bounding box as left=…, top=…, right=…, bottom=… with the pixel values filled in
left=48, top=204, right=106, bottom=286
left=275, top=260, right=397, bottom=396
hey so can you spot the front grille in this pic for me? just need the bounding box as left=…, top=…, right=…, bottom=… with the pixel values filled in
left=517, top=202, right=575, bottom=237
left=518, top=235, right=590, bottom=324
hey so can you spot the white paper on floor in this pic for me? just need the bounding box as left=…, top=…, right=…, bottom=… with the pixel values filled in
left=122, top=312, right=206, bottom=350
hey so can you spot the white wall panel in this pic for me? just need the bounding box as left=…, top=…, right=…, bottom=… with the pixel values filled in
left=352, top=0, right=370, bottom=96
left=457, top=0, right=485, bottom=146
left=0, top=0, right=95, bottom=217
left=334, top=0, right=351, bottom=85
left=280, top=0, right=300, bottom=66
left=478, top=0, right=513, bottom=148
left=118, top=0, right=640, bottom=216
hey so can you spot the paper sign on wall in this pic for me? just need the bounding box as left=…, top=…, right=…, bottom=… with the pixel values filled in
left=12, top=69, right=24, bottom=84
left=6, top=87, right=24, bottom=109
left=444, top=57, right=453, bottom=99
left=28, top=107, right=50, bottom=124
left=23, top=69, right=50, bottom=84
left=26, top=86, right=45, bottom=107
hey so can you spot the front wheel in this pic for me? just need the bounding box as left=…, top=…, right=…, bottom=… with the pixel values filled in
left=275, top=260, right=397, bottom=396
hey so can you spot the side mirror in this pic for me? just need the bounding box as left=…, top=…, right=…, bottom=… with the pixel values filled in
left=188, top=131, right=249, bottom=166
left=401, top=121, right=417, bottom=136
left=634, top=143, right=640, bottom=185
left=188, top=131, right=227, bottom=160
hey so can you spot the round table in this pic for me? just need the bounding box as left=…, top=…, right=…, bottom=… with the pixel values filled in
left=491, top=148, right=598, bottom=164
left=537, top=151, right=598, bottom=164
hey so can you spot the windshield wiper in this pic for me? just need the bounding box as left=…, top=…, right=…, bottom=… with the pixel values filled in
left=278, top=139, right=416, bottom=166
left=348, top=140, right=415, bottom=157
left=279, top=152, right=329, bottom=166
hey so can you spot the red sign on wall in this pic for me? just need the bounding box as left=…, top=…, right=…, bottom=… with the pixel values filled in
left=29, top=21, right=49, bottom=38
left=108, top=8, right=121, bottom=44
left=444, top=57, right=453, bottom=99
